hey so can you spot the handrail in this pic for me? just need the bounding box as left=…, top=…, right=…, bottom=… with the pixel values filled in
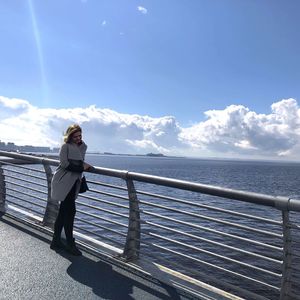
left=128, top=172, right=300, bottom=212
left=1, top=150, right=300, bottom=212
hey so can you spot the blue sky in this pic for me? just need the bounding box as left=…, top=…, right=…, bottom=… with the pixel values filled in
left=1, top=1, right=300, bottom=159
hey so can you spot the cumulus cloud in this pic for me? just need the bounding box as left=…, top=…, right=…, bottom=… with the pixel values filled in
left=1, top=95, right=300, bottom=160
left=0, top=96, right=31, bottom=112
left=180, top=98, right=300, bottom=158
left=0, top=96, right=183, bottom=154
left=137, top=6, right=148, bottom=14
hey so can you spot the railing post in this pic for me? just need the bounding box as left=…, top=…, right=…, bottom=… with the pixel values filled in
left=122, top=178, right=141, bottom=261
left=280, top=210, right=292, bottom=300
left=0, top=163, right=6, bottom=213
left=42, top=163, right=58, bottom=228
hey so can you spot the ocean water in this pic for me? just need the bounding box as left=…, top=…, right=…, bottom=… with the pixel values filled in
left=85, top=154, right=300, bottom=197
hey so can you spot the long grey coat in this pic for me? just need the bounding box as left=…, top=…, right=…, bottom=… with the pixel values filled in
left=51, top=141, right=87, bottom=203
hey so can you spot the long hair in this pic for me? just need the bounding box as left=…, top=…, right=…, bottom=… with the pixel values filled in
left=64, top=124, right=82, bottom=143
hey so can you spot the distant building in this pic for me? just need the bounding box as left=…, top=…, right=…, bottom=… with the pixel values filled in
left=52, top=147, right=60, bottom=153
left=19, top=145, right=51, bottom=153
left=0, top=141, right=56, bottom=153
left=2, top=142, right=17, bottom=151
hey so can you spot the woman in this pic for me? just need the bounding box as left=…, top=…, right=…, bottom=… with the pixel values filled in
left=50, top=124, right=92, bottom=256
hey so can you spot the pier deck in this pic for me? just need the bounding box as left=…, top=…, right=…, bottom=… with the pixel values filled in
left=2, top=151, right=299, bottom=299
left=0, top=215, right=194, bottom=300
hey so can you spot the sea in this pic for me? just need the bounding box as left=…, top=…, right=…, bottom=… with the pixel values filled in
left=4, top=154, right=300, bottom=299
left=85, top=154, right=300, bottom=197
left=82, top=155, right=300, bottom=299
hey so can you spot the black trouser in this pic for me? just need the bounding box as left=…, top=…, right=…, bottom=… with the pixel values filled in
left=53, top=181, right=78, bottom=244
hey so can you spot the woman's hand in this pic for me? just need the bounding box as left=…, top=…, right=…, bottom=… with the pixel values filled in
left=83, top=163, right=93, bottom=171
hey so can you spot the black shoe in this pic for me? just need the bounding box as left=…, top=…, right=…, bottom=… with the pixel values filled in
left=50, top=236, right=64, bottom=250
left=65, top=239, right=82, bottom=256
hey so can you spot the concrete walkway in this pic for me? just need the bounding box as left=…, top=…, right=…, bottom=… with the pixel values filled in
left=0, top=215, right=194, bottom=300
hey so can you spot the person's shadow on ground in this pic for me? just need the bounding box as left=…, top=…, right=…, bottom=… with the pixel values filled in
left=64, top=253, right=183, bottom=300
left=0, top=217, right=184, bottom=299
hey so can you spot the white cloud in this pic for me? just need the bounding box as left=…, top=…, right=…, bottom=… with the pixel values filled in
left=180, top=98, right=300, bottom=158
left=0, top=96, right=31, bottom=111
left=1, top=96, right=300, bottom=160
left=137, top=6, right=148, bottom=14
left=0, top=97, right=184, bottom=154
left=101, top=20, right=107, bottom=26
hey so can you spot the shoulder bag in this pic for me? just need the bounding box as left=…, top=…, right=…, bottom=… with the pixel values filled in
left=79, top=176, right=89, bottom=193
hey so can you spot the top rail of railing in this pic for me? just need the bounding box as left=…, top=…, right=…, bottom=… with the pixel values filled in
left=1, top=150, right=300, bottom=212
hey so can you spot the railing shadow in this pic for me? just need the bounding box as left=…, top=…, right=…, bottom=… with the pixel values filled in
left=55, top=250, right=183, bottom=300
left=0, top=215, right=183, bottom=300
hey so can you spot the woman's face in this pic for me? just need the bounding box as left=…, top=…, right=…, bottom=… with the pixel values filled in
left=71, top=131, right=82, bottom=145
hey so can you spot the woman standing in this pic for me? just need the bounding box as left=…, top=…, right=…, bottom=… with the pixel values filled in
left=50, top=124, right=92, bottom=256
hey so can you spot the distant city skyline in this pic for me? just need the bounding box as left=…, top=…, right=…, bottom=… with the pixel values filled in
left=1, top=1, right=300, bottom=160
left=0, top=140, right=166, bottom=157
left=0, top=140, right=59, bottom=153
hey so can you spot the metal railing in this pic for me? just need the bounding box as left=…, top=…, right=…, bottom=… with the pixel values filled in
left=0, top=150, right=299, bottom=300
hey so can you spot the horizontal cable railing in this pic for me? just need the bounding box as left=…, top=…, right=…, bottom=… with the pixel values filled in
left=135, top=195, right=283, bottom=299
left=1, top=162, right=48, bottom=220
left=5, top=174, right=47, bottom=188
left=0, top=150, right=299, bottom=300
left=141, top=209, right=283, bottom=251
left=138, top=197, right=282, bottom=237
left=136, top=189, right=283, bottom=225
left=142, top=220, right=281, bottom=263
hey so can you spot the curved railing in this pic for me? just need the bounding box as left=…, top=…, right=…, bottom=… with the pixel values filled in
left=0, top=150, right=299, bottom=300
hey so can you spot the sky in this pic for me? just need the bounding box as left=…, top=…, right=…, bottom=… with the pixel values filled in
left=1, top=0, right=300, bottom=160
